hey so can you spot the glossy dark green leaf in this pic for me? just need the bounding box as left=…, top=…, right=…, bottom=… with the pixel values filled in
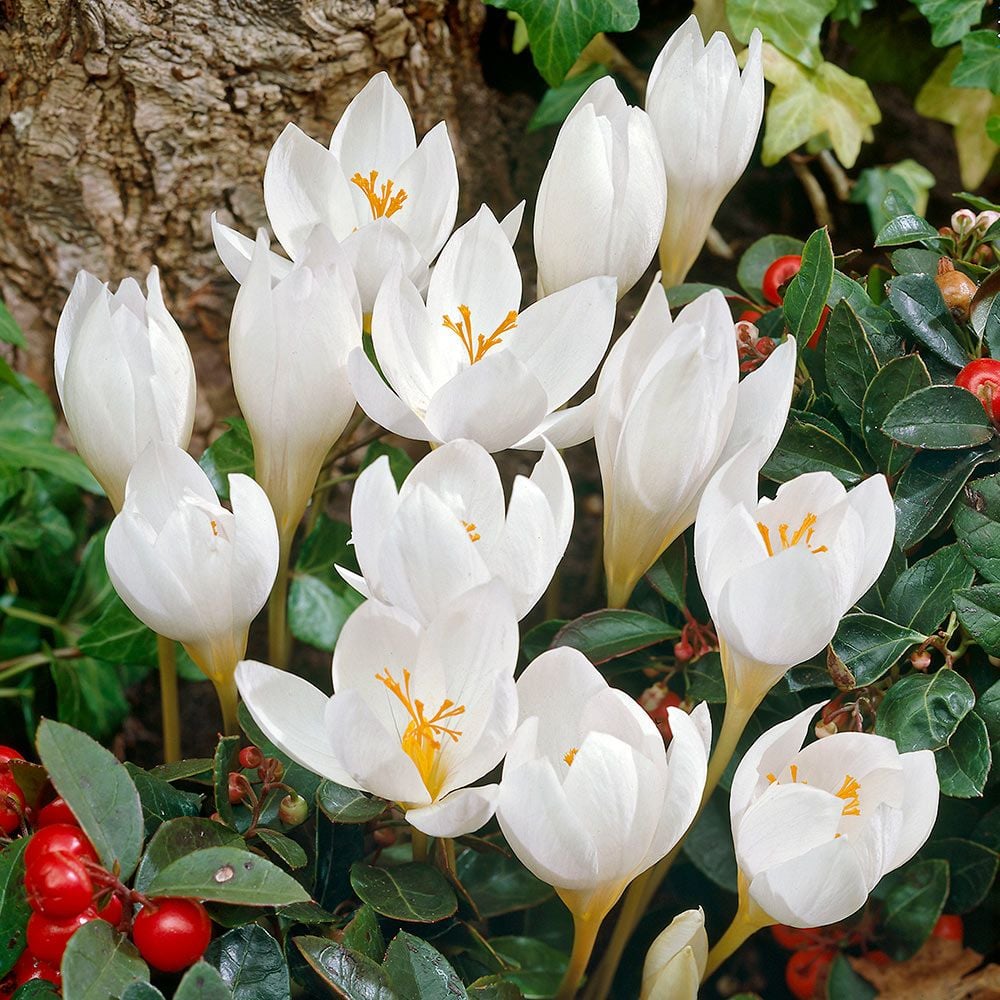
left=762, top=419, right=864, bottom=486
left=883, top=385, right=992, bottom=449
left=861, top=355, right=930, bottom=475
left=455, top=847, right=553, bottom=918
left=875, top=859, right=949, bottom=959
left=150, top=758, right=215, bottom=784
left=954, top=472, right=1000, bottom=582
left=954, top=584, right=1000, bottom=654
left=287, top=575, right=357, bottom=652
left=205, top=925, right=291, bottom=1000
left=316, top=780, right=388, bottom=824
left=199, top=419, right=254, bottom=501
left=686, top=652, right=727, bottom=702
left=341, top=905, right=386, bottom=964
left=936, top=712, right=992, bottom=798
left=681, top=789, right=738, bottom=891
left=825, top=954, right=876, bottom=1000
left=134, top=817, right=246, bottom=894
left=887, top=273, right=968, bottom=369
left=359, top=443, right=415, bottom=489
left=174, top=962, right=234, bottom=1000
left=885, top=545, right=974, bottom=634
left=665, top=283, right=742, bottom=308
left=12, top=982, right=60, bottom=1000
left=120, top=984, right=165, bottom=1000
left=124, top=763, right=203, bottom=837
left=256, top=829, right=308, bottom=870
left=350, top=862, right=457, bottom=923
left=784, top=227, right=835, bottom=342
left=490, top=937, right=568, bottom=999
left=830, top=614, right=925, bottom=686
left=551, top=610, right=679, bottom=664
left=36, top=719, right=144, bottom=880
left=77, top=595, right=157, bottom=665
left=0, top=839, right=29, bottom=977
left=213, top=735, right=241, bottom=828
left=60, top=920, right=149, bottom=999
left=0, top=300, right=26, bottom=347
left=520, top=620, right=567, bottom=663
left=737, top=234, right=805, bottom=301
left=875, top=671, right=976, bottom=751
left=527, top=64, right=609, bottom=131
left=294, top=936, right=395, bottom=999
left=383, top=931, right=467, bottom=1000
left=824, top=300, right=880, bottom=433
left=645, top=536, right=687, bottom=611
left=466, top=978, right=524, bottom=1000
left=921, top=837, right=999, bottom=912
left=874, top=211, right=943, bottom=247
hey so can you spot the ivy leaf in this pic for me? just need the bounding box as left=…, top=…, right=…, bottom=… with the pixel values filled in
left=909, top=0, right=986, bottom=47
left=952, top=30, right=1000, bottom=94
left=484, top=0, right=639, bottom=87
left=760, top=43, right=880, bottom=167
left=916, top=48, right=1000, bottom=190
left=727, top=0, right=836, bottom=68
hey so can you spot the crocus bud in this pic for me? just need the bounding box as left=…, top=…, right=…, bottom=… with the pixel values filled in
left=646, top=16, right=764, bottom=286
left=534, top=77, right=666, bottom=299
left=54, top=269, right=196, bottom=512
left=230, top=226, right=362, bottom=543
left=641, top=909, right=708, bottom=1000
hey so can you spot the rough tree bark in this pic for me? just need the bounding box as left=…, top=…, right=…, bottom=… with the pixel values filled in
left=0, top=0, right=520, bottom=433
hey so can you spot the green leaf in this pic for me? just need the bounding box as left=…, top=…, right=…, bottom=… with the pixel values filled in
left=342, top=905, right=386, bottom=964
left=528, top=64, right=609, bottom=131
left=77, top=596, right=157, bottom=665
left=133, top=818, right=247, bottom=894
left=199, top=419, right=254, bottom=502
left=954, top=473, right=1000, bottom=581
left=738, top=234, right=804, bottom=301
left=467, top=978, right=524, bottom=1000
left=317, top=780, right=389, bottom=824
left=121, top=984, right=165, bottom=1000
left=294, top=937, right=395, bottom=999
left=728, top=0, right=836, bottom=68
left=892, top=445, right=995, bottom=549
left=824, top=300, right=880, bottom=433
left=686, top=652, right=727, bottom=703
left=830, top=614, right=926, bottom=686
left=36, top=719, right=144, bottom=880
left=883, top=385, right=992, bottom=449
left=124, top=763, right=203, bottom=837
left=383, top=931, right=467, bottom=1000
left=920, top=837, right=999, bottom=911
left=875, top=209, right=943, bottom=247
left=875, top=670, right=976, bottom=751
left=147, top=846, right=310, bottom=906
left=12, top=983, right=60, bottom=1000
left=205, top=925, right=291, bottom=1000
left=971, top=269, right=1000, bottom=355
left=287, top=576, right=357, bottom=652
left=888, top=273, right=969, bottom=369
left=551, top=610, right=678, bottom=664
left=909, top=0, right=986, bottom=47
left=852, top=160, right=936, bottom=234
left=825, top=954, right=877, bottom=1000
left=0, top=438, right=102, bottom=493
left=257, top=829, right=308, bottom=870
left=484, top=0, right=639, bottom=86
left=665, top=283, right=742, bottom=308
left=645, top=536, right=687, bottom=611
left=150, top=758, right=214, bottom=783
left=174, top=962, right=234, bottom=1000
left=681, top=789, right=738, bottom=891
left=955, top=585, right=1000, bottom=653
left=50, top=657, right=132, bottom=743
left=359, top=443, right=415, bottom=489
left=213, top=735, right=241, bottom=829
left=784, top=228, right=835, bottom=343
left=885, top=544, right=975, bottom=633
left=0, top=301, right=26, bottom=347
left=350, top=862, right=457, bottom=924
left=456, top=848, right=553, bottom=918
left=0, top=839, right=29, bottom=978
left=861, top=354, right=931, bottom=476
left=490, top=937, right=568, bottom=998
left=952, top=30, right=1000, bottom=93
left=875, top=859, right=949, bottom=959
left=762, top=418, right=864, bottom=486
left=936, top=711, right=992, bottom=797
left=60, top=921, right=150, bottom=1000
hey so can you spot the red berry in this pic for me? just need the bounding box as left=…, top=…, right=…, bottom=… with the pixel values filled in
left=763, top=254, right=803, bottom=306
left=238, top=746, right=264, bottom=769
left=956, top=359, right=1000, bottom=422
left=785, top=947, right=835, bottom=1000
left=0, top=747, right=24, bottom=769
left=931, top=914, right=964, bottom=943
left=132, top=898, right=212, bottom=972
left=0, top=773, right=25, bottom=836
left=25, top=853, right=94, bottom=918
left=227, top=773, right=244, bottom=805
left=645, top=691, right=683, bottom=741
left=37, top=798, right=78, bottom=828
left=865, top=949, right=892, bottom=966
left=95, top=892, right=124, bottom=926
left=12, top=952, right=61, bottom=989
left=771, top=924, right=819, bottom=951
left=738, top=309, right=763, bottom=323
left=24, top=824, right=97, bottom=870
left=26, top=909, right=96, bottom=964
left=673, top=640, right=693, bottom=663
left=806, top=305, right=830, bottom=350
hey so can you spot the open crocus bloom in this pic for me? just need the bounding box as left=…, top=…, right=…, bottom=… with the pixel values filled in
left=646, top=16, right=764, bottom=286
left=236, top=581, right=519, bottom=837
left=104, top=444, right=278, bottom=720
left=54, top=268, right=196, bottom=512
left=338, top=438, right=573, bottom=622
left=534, top=76, right=666, bottom=299
left=597, top=279, right=796, bottom=607
left=230, top=227, right=362, bottom=543
left=695, top=445, right=895, bottom=708
left=641, top=909, right=708, bottom=1000
left=497, top=648, right=710, bottom=927
left=348, top=206, right=617, bottom=452
left=731, top=703, right=939, bottom=927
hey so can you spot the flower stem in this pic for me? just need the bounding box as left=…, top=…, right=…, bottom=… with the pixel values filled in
left=411, top=830, right=429, bottom=864
left=268, top=529, right=292, bottom=668
left=214, top=674, right=240, bottom=737
left=703, top=876, right=772, bottom=980
left=156, top=635, right=181, bottom=763
left=555, top=910, right=603, bottom=1000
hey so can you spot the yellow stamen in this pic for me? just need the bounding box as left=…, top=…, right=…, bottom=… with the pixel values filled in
left=564, top=747, right=579, bottom=766
left=462, top=520, right=481, bottom=543
left=757, top=512, right=829, bottom=557
left=210, top=519, right=219, bottom=537
left=375, top=667, right=465, bottom=798
left=442, top=304, right=518, bottom=365
left=789, top=764, right=799, bottom=783
left=351, top=170, right=407, bottom=220
left=835, top=774, right=861, bottom=817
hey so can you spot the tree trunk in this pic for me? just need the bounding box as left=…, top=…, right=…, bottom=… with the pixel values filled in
left=0, top=0, right=519, bottom=432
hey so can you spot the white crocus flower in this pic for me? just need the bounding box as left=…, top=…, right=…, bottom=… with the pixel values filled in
left=54, top=269, right=196, bottom=512
left=230, top=227, right=362, bottom=544
left=535, top=77, right=666, bottom=299
left=641, top=909, right=708, bottom=1000
left=104, top=444, right=279, bottom=733
left=236, top=581, right=519, bottom=837
left=730, top=704, right=939, bottom=928
left=597, top=280, right=796, bottom=608
left=348, top=206, right=617, bottom=451
left=646, top=16, right=764, bottom=286
left=338, top=438, right=572, bottom=622
left=496, top=648, right=710, bottom=997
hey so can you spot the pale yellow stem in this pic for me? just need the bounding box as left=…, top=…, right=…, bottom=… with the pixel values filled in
left=156, top=634, right=181, bottom=763
left=268, top=527, right=293, bottom=668
left=703, top=875, right=773, bottom=979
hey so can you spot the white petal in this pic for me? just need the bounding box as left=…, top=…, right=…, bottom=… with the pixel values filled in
left=642, top=909, right=707, bottom=1000
left=211, top=215, right=294, bottom=286
left=500, top=201, right=526, bottom=244
left=887, top=750, right=939, bottom=870
left=406, top=785, right=499, bottom=837
left=514, top=397, right=598, bottom=450
left=54, top=270, right=106, bottom=398
left=227, top=473, right=280, bottom=626
left=347, top=347, right=433, bottom=441
left=845, top=475, right=896, bottom=605
left=348, top=455, right=402, bottom=590
left=342, top=220, right=430, bottom=315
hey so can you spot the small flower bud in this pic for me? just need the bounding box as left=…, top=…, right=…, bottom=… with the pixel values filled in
left=815, top=721, right=838, bottom=739
left=909, top=648, right=932, bottom=671
left=279, top=793, right=308, bottom=827
left=238, top=746, right=264, bottom=770
left=951, top=209, right=976, bottom=235
left=975, top=210, right=1000, bottom=234
left=755, top=337, right=776, bottom=357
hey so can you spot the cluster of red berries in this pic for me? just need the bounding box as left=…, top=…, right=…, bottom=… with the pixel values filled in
left=737, top=254, right=829, bottom=354
left=223, top=745, right=308, bottom=828
left=0, top=746, right=213, bottom=995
